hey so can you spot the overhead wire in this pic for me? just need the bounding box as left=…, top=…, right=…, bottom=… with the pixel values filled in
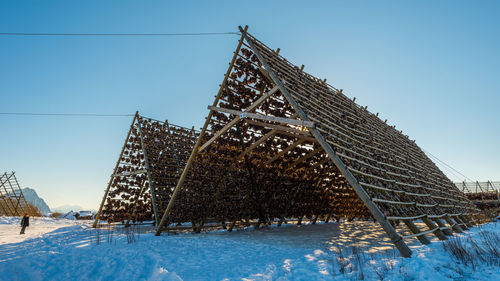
left=422, top=148, right=474, bottom=182
left=0, top=32, right=240, bottom=37
left=0, top=112, right=133, bottom=117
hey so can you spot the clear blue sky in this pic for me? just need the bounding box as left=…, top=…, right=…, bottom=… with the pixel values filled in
left=1, top=1, right=499, bottom=210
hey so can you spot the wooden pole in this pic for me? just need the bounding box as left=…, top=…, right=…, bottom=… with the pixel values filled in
left=297, top=215, right=304, bottom=225
left=0, top=173, right=17, bottom=216
left=453, top=216, right=469, bottom=230
left=444, top=215, right=463, bottom=233
left=312, top=214, right=319, bottom=224
left=422, top=217, right=447, bottom=240
left=0, top=195, right=8, bottom=215
left=11, top=173, right=33, bottom=215
left=8, top=178, right=23, bottom=216
left=240, top=26, right=412, bottom=258
left=459, top=215, right=474, bottom=227
left=228, top=220, right=237, bottom=232
left=0, top=174, right=10, bottom=215
left=137, top=119, right=160, bottom=227
left=403, top=220, right=430, bottom=245
left=93, top=113, right=138, bottom=228
left=155, top=26, right=249, bottom=236
left=324, top=213, right=332, bottom=223
left=5, top=173, right=22, bottom=216
left=432, top=218, right=453, bottom=236
left=8, top=176, right=23, bottom=215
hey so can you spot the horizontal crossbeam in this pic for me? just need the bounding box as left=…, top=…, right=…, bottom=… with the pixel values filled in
left=244, top=119, right=310, bottom=136
left=208, top=106, right=315, bottom=128
left=199, top=86, right=280, bottom=153
left=112, top=169, right=147, bottom=177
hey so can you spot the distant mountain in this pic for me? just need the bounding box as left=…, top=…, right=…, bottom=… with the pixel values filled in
left=53, top=205, right=84, bottom=213
left=22, top=188, right=51, bottom=214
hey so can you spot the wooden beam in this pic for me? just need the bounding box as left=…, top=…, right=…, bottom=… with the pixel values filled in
left=459, top=215, right=474, bottom=227
left=422, top=217, right=447, bottom=240
left=5, top=173, right=23, bottom=215
left=199, top=86, right=280, bottom=153
left=444, top=215, right=463, bottom=233
left=112, top=169, right=147, bottom=178
left=292, top=147, right=323, bottom=167
left=4, top=173, right=21, bottom=215
left=258, top=67, right=273, bottom=83
left=402, top=220, right=430, bottom=245
left=324, top=213, right=332, bottom=223
left=266, top=139, right=305, bottom=164
left=137, top=120, right=160, bottom=227
left=453, top=216, right=469, bottom=230
left=278, top=131, right=317, bottom=143
left=9, top=173, right=29, bottom=215
left=306, top=157, right=330, bottom=172
left=228, top=220, right=237, bottom=232
left=198, top=117, right=239, bottom=153
left=244, top=119, right=310, bottom=136
left=208, top=105, right=314, bottom=128
left=239, top=113, right=303, bottom=159
left=239, top=129, right=277, bottom=158
left=432, top=218, right=453, bottom=235
left=240, top=26, right=413, bottom=257
left=297, top=215, right=304, bottom=225
left=0, top=173, right=17, bottom=215
left=4, top=174, right=19, bottom=215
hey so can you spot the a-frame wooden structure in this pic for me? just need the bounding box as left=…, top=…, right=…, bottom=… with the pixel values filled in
left=153, top=26, right=481, bottom=257
left=0, top=172, right=33, bottom=216
left=93, top=112, right=198, bottom=227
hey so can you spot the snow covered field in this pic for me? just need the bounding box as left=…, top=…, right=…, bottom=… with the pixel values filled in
left=0, top=216, right=498, bottom=280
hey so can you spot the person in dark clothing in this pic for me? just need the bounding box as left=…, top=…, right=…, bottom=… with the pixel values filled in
left=20, top=213, right=29, bottom=234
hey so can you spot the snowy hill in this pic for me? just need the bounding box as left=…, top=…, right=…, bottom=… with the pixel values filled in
left=22, top=187, right=51, bottom=214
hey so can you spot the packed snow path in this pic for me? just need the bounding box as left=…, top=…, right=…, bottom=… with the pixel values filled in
left=0, top=217, right=498, bottom=280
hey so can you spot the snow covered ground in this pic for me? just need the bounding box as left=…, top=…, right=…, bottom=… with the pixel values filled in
left=0, top=216, right=498, bottom=280
left=0, top=216, right=79, bottom=245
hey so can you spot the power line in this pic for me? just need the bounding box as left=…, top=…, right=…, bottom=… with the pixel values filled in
left=422, top=148, right=474, bottom=182
left=428, top=152, right=470, bottom=181
left=423, top=151, right=465, bottom=181
left=0, top=32, right=239, bottom=37
left=0, top=112, right=133, bottom=117
left=434, top=160, right=466, bottom=182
